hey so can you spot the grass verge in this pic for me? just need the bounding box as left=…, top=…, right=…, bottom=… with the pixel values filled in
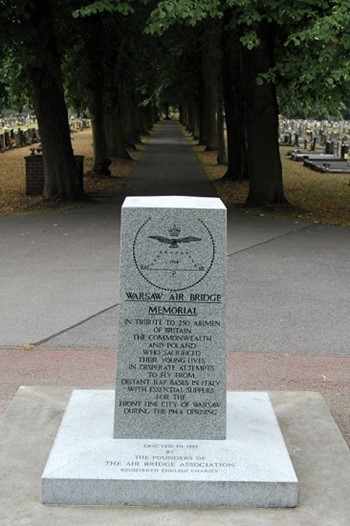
left=0, top=128, right=143, bottom=215
left=186, top=131, right=350, bottom=227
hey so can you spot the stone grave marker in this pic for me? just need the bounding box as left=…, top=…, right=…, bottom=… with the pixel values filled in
left=4, top=130, right=9, bottom=148
left=14, top=131, right=21, bottom=147
left=42, top=196, right=298, bottom=508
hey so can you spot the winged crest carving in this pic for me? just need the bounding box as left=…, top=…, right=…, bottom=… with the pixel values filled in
left=148, top=235, right=201, bottom=249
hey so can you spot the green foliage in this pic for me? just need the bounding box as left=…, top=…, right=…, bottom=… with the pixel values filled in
left=146, top=0, right=222, bottom=35
left=239, top=30, right=260, bottom=49
left=0, top=52, right=31, bottom=111
left=276, top=0, right=350, bottom=117
left=2, top=0, right=350, bottom=123
left=72, top=0, right=136, bottom=18
left=62, top=42, right=90, bottom=113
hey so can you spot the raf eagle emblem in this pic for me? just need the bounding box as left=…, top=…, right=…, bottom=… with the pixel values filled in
left=148, top=224, right=201, bottom=249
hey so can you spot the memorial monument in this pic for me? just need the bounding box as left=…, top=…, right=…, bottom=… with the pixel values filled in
left=42, top=196, right=298, bottom=507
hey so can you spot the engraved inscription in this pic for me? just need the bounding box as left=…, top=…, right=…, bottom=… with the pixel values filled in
left=116, top=288, right=224, bottom=420
left=105, top=443, right=235, bottom=475
left=133, top=218, right=215, bottom=291
left=114, top=199, right=226, bottom=439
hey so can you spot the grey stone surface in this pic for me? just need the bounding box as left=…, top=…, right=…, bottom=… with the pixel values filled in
left=0, top=202, right=122, bottom=347
left=42, top=390, right=297, bottom=508
left=1, top=387, right=349, bottom=525
left=227, top=222, right=350, bottom=355
left=114, top=196, right=227, bottom=440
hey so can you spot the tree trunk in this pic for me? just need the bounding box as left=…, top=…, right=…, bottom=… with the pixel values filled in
left=164, top=102, right=170, bottom=119
left=216, top=89, right=227, bottom=165
left=200, top=21, right=219, bottom=151
left=105, top=62, right=132, bottom=159
left=202, top=86, right=217, bottom=151
left=198, top=78, right=207, bottom=146
left=105, top=98, right=132, bottom=160
left=89, top=81, right=111, bottom=176
left=105, top=104, right=129, bottom=159
left=221, top=17, right=249, bottom=181
left=242, top=21, right=287, bottom=206
left=85, top=15, right=111, bottom=176
left=23, top=0, right=82, bottom=200
left=136, top=107, right=151, bottom=136
left=187, top=100, right=200, bottom=139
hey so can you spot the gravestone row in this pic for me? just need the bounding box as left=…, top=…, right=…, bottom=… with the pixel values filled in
left=0, top=128, right=39, bottom=151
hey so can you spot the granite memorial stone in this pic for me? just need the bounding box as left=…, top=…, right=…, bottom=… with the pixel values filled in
left=114, top=196, right=227, bottom=440
left=42, top=195, right=298, bottom=508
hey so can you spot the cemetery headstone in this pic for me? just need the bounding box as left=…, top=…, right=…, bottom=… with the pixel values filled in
left=24, top=129, right=32, bottom=144
left=19, top=129, right=25, bottom=146
left=14, top=132, right=19, bottom=147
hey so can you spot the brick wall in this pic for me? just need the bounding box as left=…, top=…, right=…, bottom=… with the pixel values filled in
left=25, top=155, right=44, bottom=196
left=25, top=155, right=84, bottom=196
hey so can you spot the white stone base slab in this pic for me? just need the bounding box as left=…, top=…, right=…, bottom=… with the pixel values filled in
left=42, top=390, right=298, bottom=507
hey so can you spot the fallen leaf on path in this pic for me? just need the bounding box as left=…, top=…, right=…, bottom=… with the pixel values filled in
left=22, top=344, right=34, bottom=351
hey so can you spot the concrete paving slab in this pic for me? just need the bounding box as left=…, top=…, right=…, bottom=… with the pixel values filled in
left=0, top=387, right=349, bottom=525
left=226, top=207, right=310, bottom=254
left=40, top=217, right=350, bottom=355
left=36, top=304, right=119, bottom=347
left=227, top=223, right=350, bottom=355
left=0, top=203, right=121, bottom=346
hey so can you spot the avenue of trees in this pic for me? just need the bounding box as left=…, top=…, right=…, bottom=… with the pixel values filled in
left=1, top=0, right=350, bottom=205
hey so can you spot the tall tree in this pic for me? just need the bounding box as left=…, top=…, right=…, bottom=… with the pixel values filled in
left=199, top=20, right=220, bottom=151
left=146, top=0, right=350, bottom=204
left=241, top=18, right=285, bottom=205
left=63, top=14, right=112, bottom=176
left=221, top=14, right=248, bottom=181
left=74, top=1, right=158, bottom=159
left=147, top=0, right=287, bottom=206
left=1, top=0, right=83, bottom=200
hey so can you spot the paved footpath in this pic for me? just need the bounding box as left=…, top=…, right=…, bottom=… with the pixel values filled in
left=1, top=119, right=349, bottom=445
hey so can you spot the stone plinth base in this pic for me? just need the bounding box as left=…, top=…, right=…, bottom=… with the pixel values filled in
left=42, top=391, right=298, bottom=507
